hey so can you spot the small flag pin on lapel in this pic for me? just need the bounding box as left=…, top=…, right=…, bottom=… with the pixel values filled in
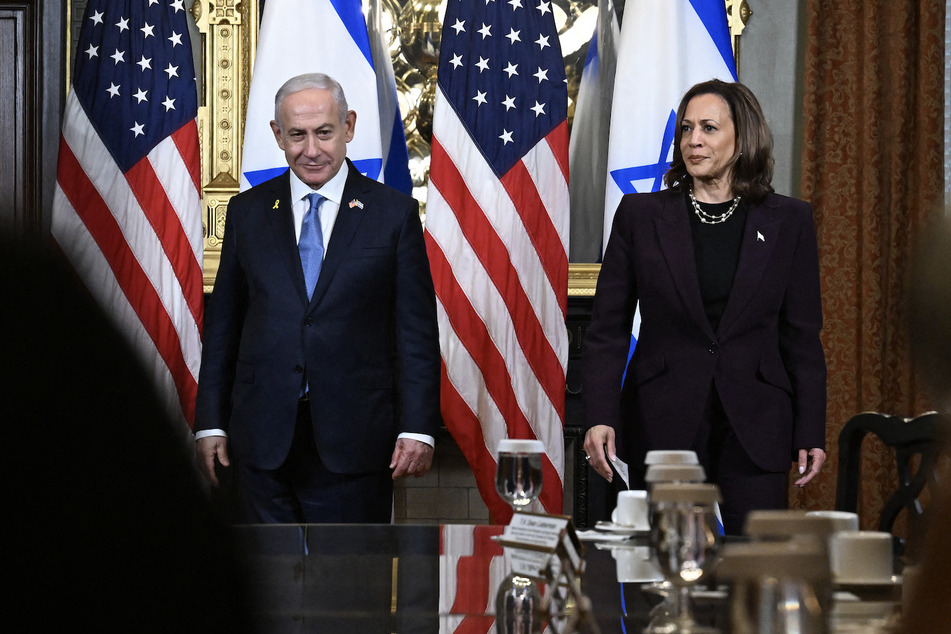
left=349, top=199, right=364, bottom=209
left=756, top=231, right=765, bottom=242
left=272, top=199, right=280, bottom=210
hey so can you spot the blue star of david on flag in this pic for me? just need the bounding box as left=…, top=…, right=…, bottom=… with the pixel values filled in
left=609, top=110, right=677, bottom=195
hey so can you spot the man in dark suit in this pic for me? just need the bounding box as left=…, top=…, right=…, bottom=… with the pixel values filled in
left=194, top=73, right=441, bottom=523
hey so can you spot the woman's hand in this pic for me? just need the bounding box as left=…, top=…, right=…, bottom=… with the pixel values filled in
left=583, top=425, right=617, bottom=483
left=794, top=447, right=826, bottom=487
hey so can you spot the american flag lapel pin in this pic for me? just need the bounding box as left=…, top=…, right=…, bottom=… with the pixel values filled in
left=349, top=199, right=364, bottom=209
left=273, top=199, right=280, bottom=210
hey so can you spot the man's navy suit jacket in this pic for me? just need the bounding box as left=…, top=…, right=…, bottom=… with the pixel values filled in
left=583, top=189, right=826, bottom=473
left=195, top=162, right=441, bottom=474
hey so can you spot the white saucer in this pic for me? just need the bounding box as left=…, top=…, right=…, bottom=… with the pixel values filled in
left=595, top=520, right=649, bottom=536
left=834, top=574, right=901, bottom=587
left=691, top=589, right=728, bottom=601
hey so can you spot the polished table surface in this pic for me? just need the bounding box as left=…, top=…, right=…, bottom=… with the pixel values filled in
left=231, top=523, right=727, bottom=633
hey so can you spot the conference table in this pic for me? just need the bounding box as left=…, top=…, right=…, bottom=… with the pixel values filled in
left=232, top=523, right=904, bottom=633
left=231, top=523, right=728, bottom=633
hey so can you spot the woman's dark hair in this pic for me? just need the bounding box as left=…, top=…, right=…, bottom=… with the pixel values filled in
left=663, top=79, right=774, bottom=204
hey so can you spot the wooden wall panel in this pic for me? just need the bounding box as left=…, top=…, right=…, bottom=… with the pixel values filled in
left=0, top=5, right=31, bottom=234
left=0, top=0, right=64, bottom=239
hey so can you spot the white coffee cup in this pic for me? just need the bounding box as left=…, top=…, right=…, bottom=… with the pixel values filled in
left=644, top=450, right=699, bottom=465
left=806, top=510, right=860, bottom=533
left=611, top=490, right=649, bottom=529
left=829, top=530, right=894, bottom=583
left=613, top=546, right=663, bottom=583
left=645, top=464, right=706, bottom=484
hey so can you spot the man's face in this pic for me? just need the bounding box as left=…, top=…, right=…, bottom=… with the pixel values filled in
left=270, top=88, right=355, bottom=189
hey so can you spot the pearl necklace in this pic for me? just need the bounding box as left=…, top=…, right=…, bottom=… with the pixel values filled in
left=689, top=188, right=741, bottom=225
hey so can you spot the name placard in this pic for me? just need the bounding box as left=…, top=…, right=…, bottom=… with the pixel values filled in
left=496, top=511, right=584, bottom=578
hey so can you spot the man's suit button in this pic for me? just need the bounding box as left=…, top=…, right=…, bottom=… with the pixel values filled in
left=707, top=342, right=719, bottom=354
left=294, top=365, right=304, bottom=374
left=305, top=317, right=314, bottom=326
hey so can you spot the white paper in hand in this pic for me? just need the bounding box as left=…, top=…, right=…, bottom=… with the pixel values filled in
left=609, top=455, right=631, bottom=489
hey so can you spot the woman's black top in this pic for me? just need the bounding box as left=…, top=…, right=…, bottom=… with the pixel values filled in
left=686, top=194, right=748, bottom=333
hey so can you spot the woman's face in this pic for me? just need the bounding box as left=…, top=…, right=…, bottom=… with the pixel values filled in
left=679, top=93, right=737, bottom=185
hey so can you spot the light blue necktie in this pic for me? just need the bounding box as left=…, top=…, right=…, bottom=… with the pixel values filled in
left=299, top=192, right=324, bottom=300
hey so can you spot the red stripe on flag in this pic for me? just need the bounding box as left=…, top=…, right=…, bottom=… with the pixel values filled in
left=546, top=119, right=570, bottom=184
left=56, top=137, right=197, bottom=423
left=449, top=525, right=503, bottom=628
left=438, top=360, right=514, bottom=524
left=499, top=164, right=569, bottom=317
left=425, top=232, right=526, bottom=437
left=125, top=158, right=204, bottom=329
left=171, top=120, right=202, bottom=194
left=429, top=138, right=566, bottom=420
left=426, top=233, right=563, bottom=515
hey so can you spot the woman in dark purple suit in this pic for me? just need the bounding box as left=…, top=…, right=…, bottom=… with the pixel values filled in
left=582, top=80, right=827, bottom=535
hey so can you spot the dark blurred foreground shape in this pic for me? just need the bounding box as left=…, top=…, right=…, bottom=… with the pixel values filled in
left=899, top=217, right=951, bottom=632
left=1, top=237, right=251, bottom=633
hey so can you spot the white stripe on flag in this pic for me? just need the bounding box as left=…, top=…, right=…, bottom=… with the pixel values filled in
left=58, top=95, right=202, bottom=387
left=529, top=136, right=572, bottom=256
left=148, top=138, right=204, bottom=265
left=426, top=0, right=569, bottom=522
left=431, top=95, right=568, bottom=364
left=427, top=123, right=565, bottom=478
left=52, top=0, right=203, bottom=431
left=52, top=185, right=196, bottom=430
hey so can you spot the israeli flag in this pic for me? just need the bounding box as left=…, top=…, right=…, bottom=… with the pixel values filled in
left=240, top=0, right=411, bottom=192
left=567, top=0, right=619, bottom=263
left=601, top=0, right=737, bottom=249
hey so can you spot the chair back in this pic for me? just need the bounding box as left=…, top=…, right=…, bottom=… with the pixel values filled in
left=834, top=412, right=949, bottom=560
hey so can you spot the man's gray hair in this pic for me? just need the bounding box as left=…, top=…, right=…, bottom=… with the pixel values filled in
left=273, top=73, right=349, bottom=130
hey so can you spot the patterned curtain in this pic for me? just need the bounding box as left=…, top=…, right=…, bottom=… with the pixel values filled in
left=795, top=0, right=945, bottom=528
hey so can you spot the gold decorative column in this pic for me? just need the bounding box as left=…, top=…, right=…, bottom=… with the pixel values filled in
left=192, top=0, right=260, bottom=290
left=725, top=0, right=752, bottom=65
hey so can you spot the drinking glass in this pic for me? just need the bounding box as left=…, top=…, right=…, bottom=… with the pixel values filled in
left=642, top=463, right=707, bottom=631
left=648, top=483, right=723, bottom=634
left=495, top=439, right=545, bottom=510
left=717, top=541, right=828, bottom=634
left=495, top=563, right=544, bottom=634
left=494, top=439, right=547, bottom=633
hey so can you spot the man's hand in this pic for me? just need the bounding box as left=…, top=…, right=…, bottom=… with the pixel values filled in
left=583, top=425, right=616, bottom=483
left=390, top=438, right=434, bottom=479
left=793, top=447, right=826, bottom=487
left=196, top=436, right=230, bottom=488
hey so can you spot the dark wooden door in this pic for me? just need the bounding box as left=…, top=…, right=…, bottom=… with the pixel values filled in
left=0, top=0, right=65, bottom=239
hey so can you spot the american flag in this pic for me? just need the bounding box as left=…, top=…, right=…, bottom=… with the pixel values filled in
left=439, top=524, right=505, bottom=631
left=425, top=0, right=569, bottom=521
left=52, top=0, right=203, bottom=430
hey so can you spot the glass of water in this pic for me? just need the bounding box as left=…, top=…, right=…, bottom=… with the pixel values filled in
left=495, top=439, right=545, bottom=510
left=649, top=483, right=723, bottom=634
